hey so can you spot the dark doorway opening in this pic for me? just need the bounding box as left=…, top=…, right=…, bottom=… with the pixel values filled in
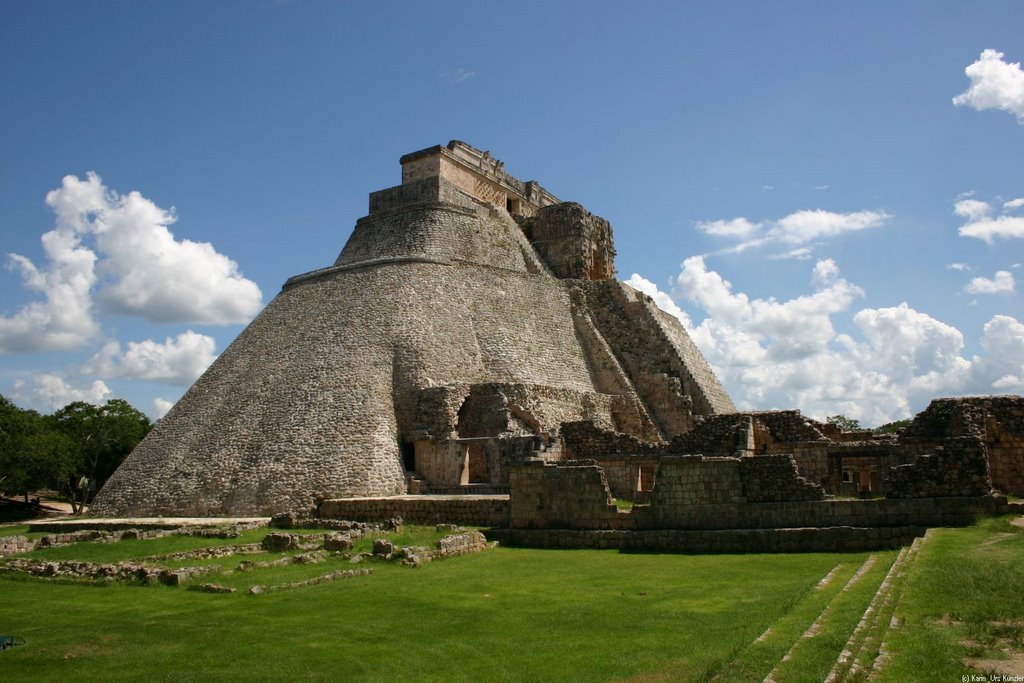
left=400, top=442, right=416, bottom=472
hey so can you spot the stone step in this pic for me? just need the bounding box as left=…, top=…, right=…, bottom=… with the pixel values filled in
left=710, top=560, right=860, bottom=682
left=763, top=553, right=895, bottom=683
left=821, top=533, right=925, bottom=682
left=866, top=532, right=929, bottom=680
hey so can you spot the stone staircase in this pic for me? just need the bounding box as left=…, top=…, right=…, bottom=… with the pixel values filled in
left=711, top=533, right=929, bottom=682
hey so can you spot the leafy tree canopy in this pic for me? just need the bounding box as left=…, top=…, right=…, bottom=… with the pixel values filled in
left=0, top=395, right=151, bottom=511
left=826, top=414, right=862, bottom=431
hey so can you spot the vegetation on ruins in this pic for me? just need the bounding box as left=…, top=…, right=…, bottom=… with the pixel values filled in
left=1, top=518, right=1020, bottom=681
left=0, top=396, right=151, bottom=512
left=826, top=414, right=863, bottom=431
left=827, top=413, right=914, bottom=435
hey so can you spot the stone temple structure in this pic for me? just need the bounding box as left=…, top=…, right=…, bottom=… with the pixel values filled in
left=93, top=141, right=736, bottom=517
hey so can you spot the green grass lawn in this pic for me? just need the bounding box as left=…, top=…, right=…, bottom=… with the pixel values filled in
left=0, top=517, right=1021, bottom=682
left=873, top=517, right=1024, bottom=682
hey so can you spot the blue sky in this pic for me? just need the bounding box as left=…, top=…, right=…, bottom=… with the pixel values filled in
left=1, top=0, right=1022, bottom=425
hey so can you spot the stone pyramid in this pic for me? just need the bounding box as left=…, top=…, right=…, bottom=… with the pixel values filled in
left=92, top=141, right=735, bottom=516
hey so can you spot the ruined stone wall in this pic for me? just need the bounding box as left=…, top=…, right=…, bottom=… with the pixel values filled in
left=888, top=436, right=992, bottom=498
left=591, top=457, right=660, bottom=501
left=509, top=461, right=627, bottom=530
left=649, top=455, right=824, bottom=526
left=507, top=458, right=998, bottom=536
left=897, top=396, right=1024, bottom=495
left=560, top=420, right=662, bottom=459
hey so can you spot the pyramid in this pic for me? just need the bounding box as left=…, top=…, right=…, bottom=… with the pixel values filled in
left=92, top=141, right=735, bottom=516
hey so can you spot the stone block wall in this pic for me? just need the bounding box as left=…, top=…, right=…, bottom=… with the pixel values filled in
left=739, top=455, right=827, bottom=503
left=651, top=456, right=745, bottom=506
left=509, top=460, right=626, bottom=530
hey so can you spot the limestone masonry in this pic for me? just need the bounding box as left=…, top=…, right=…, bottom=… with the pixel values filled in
left=93, top=141, right=736, bottom=517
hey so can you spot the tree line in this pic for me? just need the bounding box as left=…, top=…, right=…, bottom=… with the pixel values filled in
left=0, top=395, right=152, bottom=513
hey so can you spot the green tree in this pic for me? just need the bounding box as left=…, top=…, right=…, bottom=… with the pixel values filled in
left=52, top=399, right=152, bottom=513
left=0, top=396, right=46, bottom=501
left=826, top=414, right=862, bottom=431
left=873, top=418, right=912, bottom=435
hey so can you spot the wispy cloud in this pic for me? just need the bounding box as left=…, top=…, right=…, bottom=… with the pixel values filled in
left=439, top=67, right=476, bottom=84
left=698, top=208, right=890, bottom=259
left=955, top=194, right=1024, bottom=243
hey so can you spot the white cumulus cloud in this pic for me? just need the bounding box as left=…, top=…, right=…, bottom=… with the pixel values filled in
left=1, top=173, right=263, bottom=352
left=965, top=271, right=1015, bottom=295
left=153, top=397, right=175, bottom=419
left=1003, top=197, right=1024, bottom=211
left=12, top=374, right=111, bottom=412
left=952, top=49, right=1024, bottom=123
left=954, top=199, right=991, bottom=221
left=81, top=331, right=217, bottom=386
left=1, top=211, right=100, bottom=352
left=625, top=273, right=692, bottom=327
left=635, top=258, right=1024, bottom=426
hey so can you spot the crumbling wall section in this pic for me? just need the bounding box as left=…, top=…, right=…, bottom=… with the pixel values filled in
left=896, top=396, right=1023, bottom=495
left=887, top=436, right=992, bottom=498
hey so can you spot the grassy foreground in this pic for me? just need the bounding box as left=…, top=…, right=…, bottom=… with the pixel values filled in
left=0, top=517, right=1021, bottom=682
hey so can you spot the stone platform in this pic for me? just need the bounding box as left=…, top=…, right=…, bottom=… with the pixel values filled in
left=319, top=495, right=510, bottom=527
left=26, top=517, right=270, bottom=533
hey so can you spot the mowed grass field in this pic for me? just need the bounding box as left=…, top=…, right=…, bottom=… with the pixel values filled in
left=0, top=517, right=1021, bottom=682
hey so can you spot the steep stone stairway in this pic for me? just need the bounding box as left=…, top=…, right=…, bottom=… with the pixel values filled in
left=711, top=534, right=928, bottom=682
